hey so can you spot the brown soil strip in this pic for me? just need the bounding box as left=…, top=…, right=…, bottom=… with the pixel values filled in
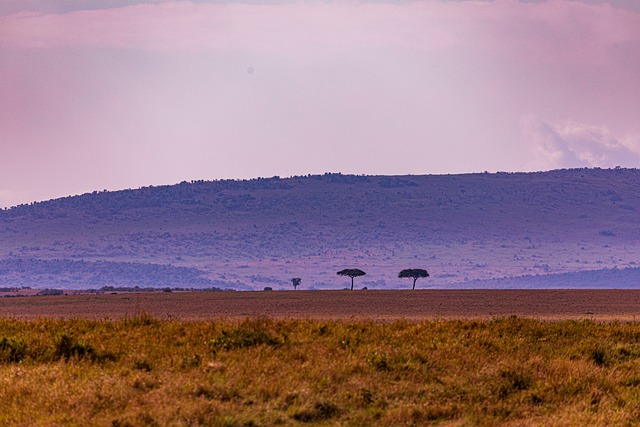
left=1, top=290, right=640, bottom=321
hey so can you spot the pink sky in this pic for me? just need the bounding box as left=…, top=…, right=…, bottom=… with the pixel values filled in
left=1, top=0, right=640, bottom=207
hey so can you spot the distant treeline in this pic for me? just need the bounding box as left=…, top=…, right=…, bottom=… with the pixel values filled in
left=1, top=286, right=228, bottom=296
left=0, top=258, right=219, bottom=289
left=96, top=285, right=226, bottom=293
left=2, top=167, right=633, bottom=216
left=0, top=173, right=417, bottom=215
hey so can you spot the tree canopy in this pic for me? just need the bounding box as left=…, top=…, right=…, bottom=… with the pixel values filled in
left=398, top=268, right=429, bottom=290
left=337, top=269, right=366, bottom=290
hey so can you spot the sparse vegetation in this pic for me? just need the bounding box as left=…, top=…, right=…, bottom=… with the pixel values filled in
left=2, top=316, right=640, bottom=425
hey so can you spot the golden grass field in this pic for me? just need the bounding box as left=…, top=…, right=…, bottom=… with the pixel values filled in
left=3, top=291, right=640, bottom=426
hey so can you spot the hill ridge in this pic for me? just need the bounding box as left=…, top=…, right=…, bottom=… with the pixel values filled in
left=1, top=168, right=639, bottom=290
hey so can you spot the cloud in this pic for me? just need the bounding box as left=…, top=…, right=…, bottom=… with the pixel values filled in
left=523, top=116, right=640, bottom=170
left=579, top=0, right=640, bottom=13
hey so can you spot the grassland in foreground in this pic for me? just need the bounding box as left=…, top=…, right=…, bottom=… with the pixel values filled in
left=2, top=316, right=640, bottom=426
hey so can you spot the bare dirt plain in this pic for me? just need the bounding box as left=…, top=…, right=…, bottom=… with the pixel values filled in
left=2, top=290, right=640, bottom=321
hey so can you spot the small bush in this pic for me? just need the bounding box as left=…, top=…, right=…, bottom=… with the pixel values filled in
left=211, top=319, right=282, bottom=350
left=55, top=334, right=95, bottom=360
left=292, top=402, right=340, bottom=422
left=497, top=369, right=532, bottom=399
left=360, top=388, right=374, bottom=406
left=133, top=360, right=152, bottom=372
left=194, top=385, right=240, bottom=402
left=591, top=346, right=608, bottom=366
left=54, top=333, right=116, bottom=362
left=0, top=337, right=27, bottom=363
left=365, top=351, right=390, bottom=371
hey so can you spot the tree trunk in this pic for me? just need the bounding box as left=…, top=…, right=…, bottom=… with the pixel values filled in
left=413, top=278, right=417, bottom=290
left=351, top=277, right=354, bottom=290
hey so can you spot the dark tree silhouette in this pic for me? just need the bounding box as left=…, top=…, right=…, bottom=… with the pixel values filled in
left=291, top=277, right=301, bottom=290
left=398, top=268, right=429, bottom=289
left=337, top=269, right=366, bottom=290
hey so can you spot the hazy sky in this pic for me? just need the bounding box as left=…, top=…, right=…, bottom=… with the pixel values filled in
left=1, top=0, right=640, bottom=207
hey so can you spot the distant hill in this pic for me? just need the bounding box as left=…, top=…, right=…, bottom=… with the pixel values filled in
left=448, top=267, right=640, bottom=289
left=1, top=168, right=640, bottom=290
left=0, top=259, right=223, bottom=289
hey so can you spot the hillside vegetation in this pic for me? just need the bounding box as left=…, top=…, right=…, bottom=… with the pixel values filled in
left=1, top=169, right=640, bottom=289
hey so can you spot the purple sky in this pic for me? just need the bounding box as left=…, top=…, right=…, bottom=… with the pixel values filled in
left=1, top=0, right=640, bottom=207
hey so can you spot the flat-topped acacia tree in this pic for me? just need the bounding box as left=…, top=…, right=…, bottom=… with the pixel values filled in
left=291, top=277, right=301, bottom=290
left=398, top=268, right=429, bottom=290
left=337, top=269, right=366, bottom=290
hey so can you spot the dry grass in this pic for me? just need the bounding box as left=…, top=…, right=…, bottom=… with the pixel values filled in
left=2, top=315, right=640, bottom=426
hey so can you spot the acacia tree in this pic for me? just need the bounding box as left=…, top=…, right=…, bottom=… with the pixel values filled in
left=337, top=269, right=366, bottom=290
left=291, top=277, right=301, bottom=290
left=398, top=268, right=429, bottom=290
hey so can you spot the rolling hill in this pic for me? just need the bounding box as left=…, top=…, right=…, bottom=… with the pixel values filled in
left=1, top=168, right=640, bottom=290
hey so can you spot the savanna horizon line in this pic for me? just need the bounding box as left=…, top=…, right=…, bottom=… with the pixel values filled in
left=4, top=166, right=626, bottom=209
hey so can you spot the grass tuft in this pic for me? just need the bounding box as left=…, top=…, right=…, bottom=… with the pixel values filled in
left=121, top=311, right=159, bottom=327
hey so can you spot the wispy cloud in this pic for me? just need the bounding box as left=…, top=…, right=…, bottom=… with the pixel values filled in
left=523, top=116, right=640, bottom=170
left=2, top=0, right=639, bottom=62
left=3, top=0, right=640, bottom=15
